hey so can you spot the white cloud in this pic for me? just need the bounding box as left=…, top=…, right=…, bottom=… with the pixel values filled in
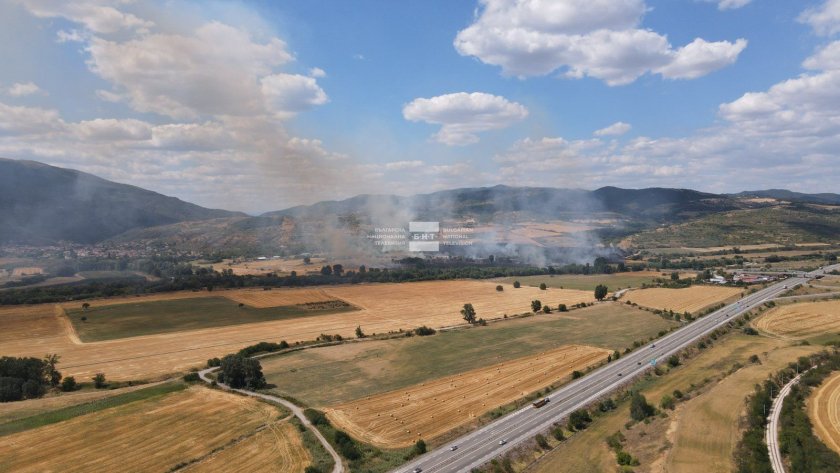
left=705, top=0, right=753, bottom=10
left=402, top=92, right=528, bottom=145
left=72, top=118, right=152, bottom=141
left=309, top=67, right=327, bottom=78
left=657, top=38, right=748, bottom=80
left=0, top=102, right=64, bottom=135
left=6, top=82, right=43, bottom=97
left=594, top=121, right=632, bottom=136
left=384, top=160, right=425, bottom=170
left=799, top=0, right=840, bottom=36
left=85, top=21, right=308, bottom=119
left=16, top=0, right=153, bottom=34
left=261, top=73, right=328, bottom=117
left=454, top=0, right=747, bottom=85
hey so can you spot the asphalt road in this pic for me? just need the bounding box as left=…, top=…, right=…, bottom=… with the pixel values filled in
left=394, top=265, right=840, bottom=473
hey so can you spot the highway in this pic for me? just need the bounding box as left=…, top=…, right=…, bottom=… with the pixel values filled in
left=393, top=264, right=839, bottom=473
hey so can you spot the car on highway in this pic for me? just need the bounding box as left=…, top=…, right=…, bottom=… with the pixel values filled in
left=650, top=343, right=655, bottom=348
left=450, top=445, right=458, bottom=451
left=499, top=439, right=507, bottom=445
left=412, top=468, right=422, bottom=473
left=617, top=373, right=622, bottom=376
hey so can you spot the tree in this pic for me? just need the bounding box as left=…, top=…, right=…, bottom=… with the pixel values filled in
left=552, top=426, right=565, bottom=441
left=43, top=353, right=62, bottom=387
left=660, top=394, right=675, bottom=410
left=531, top=300, right=542, bottom=312
left=539, top=283, right=547, bottom=290
left=0, top=377, right=23, bottom=402
left=61, top=376, right=77, bottom=392
left=496, top=285, right=504, bottom=292
left=630, top=392, right=655, bottom=421
left=219, top=354, right=266, bottom=390
left=413, top=439, right=427, bottom=456
left=303, top=256, right=311, bottom=264
left=461, top=303, right=476, bottom=324
left=359, top=265, right=366, bottom=274
left=667, top=355, right=680, bottom=367
left=543, top=305, right=552, bottom=313
left=594, top=284, right=609, bottom=301
left=671, top=272, right=680, bottom=281
left=22, top=379, right=42, bottom=399
left=332, top=264, right=344, bottom=276
left=92, top=373, right=107, bottom=389
left=82, top=302, right=90, bottom=311
left=535, top=433, right=550, bottom=449
left=355, top=326, right=365, bottom=338
left=558, top=303, right=567, bottom=312
left=568, top=409, right=592, bottom=431
left=513, top=281, right=521, bottom=288
left=320, top=265, right=332, bottom=276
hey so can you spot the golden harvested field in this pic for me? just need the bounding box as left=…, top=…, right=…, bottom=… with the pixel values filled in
left=0, top=386, right=292, bottom=473
left=324, top=344, right=609, bottom=448
left=621, top=286, right=742, bottom=313
left=222, top=288, right=338, bottom=308
left=186, top=422, right=310, bottom=473
left=10, top=267, right=43, bottom=277
left=0, top=281, right=593, bottom=381
left=809, top=371, right=840, bottom=455
left=754, top=300, right=840, bottom=339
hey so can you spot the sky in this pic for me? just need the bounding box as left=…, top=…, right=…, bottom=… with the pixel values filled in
left=1, top=0, right=839, bottom=214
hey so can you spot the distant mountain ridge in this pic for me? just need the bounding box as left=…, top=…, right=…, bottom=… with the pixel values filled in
left=0, top=158, right=243, bottom=244
left=731, top=189, right=840, bottom=205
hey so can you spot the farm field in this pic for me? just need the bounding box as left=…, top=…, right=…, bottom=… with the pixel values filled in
left=260, top=302, right=676, bottom=406
left=532, top=334, right=817, bottom=473
left=0, top=280, right=594, bottom=381
left=496, top=271, right=690, bottom=292
left=65, top=295, right=356, bottom=342
left=325, top=344, right=610, bottom=448
left=186, top=422, right=311, bottom=473
left=809, top=371, right=840, bottom=455
left=754, top=300, right=840, bottom=339
left=0, top=386, right=294, bottom=473
left=621, top=285, right=742, bottom=313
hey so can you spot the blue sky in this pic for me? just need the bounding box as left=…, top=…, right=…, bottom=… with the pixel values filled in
left=1, top=0, right=839, bottom=213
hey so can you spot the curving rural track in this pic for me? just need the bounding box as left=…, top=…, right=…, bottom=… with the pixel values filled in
left=390, top=264, right=840, bottom=473
left=198, top=367, right=344, bottom=473
left=766, top=371, right=804, bottom=473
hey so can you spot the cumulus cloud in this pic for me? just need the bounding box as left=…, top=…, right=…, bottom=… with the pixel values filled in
left=72, top=118, right=152, bottom=141
left=86, top=22, right=302, bottom=119
left=454, top=0, right=747, bottom=85
left=261, top=74, right=328, bottom=117
left=799, top=0, right=840, bottom=36
left=594, top=121, right=632, bottom=136
left=309, top=67, right=327, bottom=78
left=384, top=160, right=425, bottom=170
left=6, top=82, right=43, bottom=97
left=402, top=92, right=528, bottom=145
left=0, top=103, right=65, bottom=135
left=16, top=0, right=152, bottom=34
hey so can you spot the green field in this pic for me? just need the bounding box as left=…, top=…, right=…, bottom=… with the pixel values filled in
left=261, top=302, right=677, bottom=406
left=67, top=296, right=356, bottom=341
left=497, top=273, right=667, bottom=291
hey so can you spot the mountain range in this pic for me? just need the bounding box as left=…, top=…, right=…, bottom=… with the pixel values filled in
left=2, top=158, right=839, bottom=251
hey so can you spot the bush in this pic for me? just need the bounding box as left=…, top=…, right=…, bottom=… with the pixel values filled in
left=660, top=394, right=675, bottom=410
left=539, top=283, right=547, bottom=290
left=334, top=430, right=361, bottom=460
left=413, top=439, right=427, bottom=455
left=61, top=376, right=77, bottom=392
left=237, top=341, right=289, bottom=357
left=568, top=409, right=591, bottom=431
left=207, top=357, right=221, bottom=368
left=304, top=467, right=323, bottom=473
left=743, top=327, right=759, bottom=336
left=304, top=408, right=330, bottom=426
left=552, top=426, right=565, bottom=441
left=513, top=281, right=521, bottom=288
left=749, top=354, right=760, bottom=364
left=630, top=392, right=655, bottom=421
left=672, top=389, right=683, bottom=399
left=667, top=355, right=681, bottom=368
left=558, top=303, right=567, bottom=312
left=571, top=370, right=583, bottom=379
left=414, top=325, right=437, bottom=336
left=496, top=285, right=504, bottom=292
left=183, top=372, right=200, bottom=382
left=535, top=433, right=550, bottom=449
left=22, top=379, right=43, bottom=399
left=92, top=373, right=107, bottom=389
left=531, top=300, right=542, bottom=312
left=542, top=305, right=552, bottom=313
